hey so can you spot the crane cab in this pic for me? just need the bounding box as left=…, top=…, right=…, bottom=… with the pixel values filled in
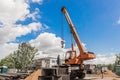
left=65, top=50, right=76, bottom=63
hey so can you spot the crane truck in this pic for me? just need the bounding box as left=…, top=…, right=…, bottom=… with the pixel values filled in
left=39, top=7, right=96, bottom=80
left=61, top=6, right=96, bottom=79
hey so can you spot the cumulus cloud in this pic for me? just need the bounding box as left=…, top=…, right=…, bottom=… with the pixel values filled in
left=0, top=0, right=42, bottom=44
left=30, top=32, right=65, bottom=58
left=32, top=0, right=43, bottom=3
left=30, top=32, right=61, bottom=49
left=84, top=53, right=116, bottom=64
left=0, top=43, right=18, bottom=59
left=72, top=43, right=116, bottom=64
left=0, top=0, right=30, bottom=24
left=31, top=32, right=116, bottom=65
left=0, top=0, right=116, bottom=65
left=0, top=0, right=42, bottom=25
left=0, top=22, right=42, bottom=44
left=0, top=0, right=45, bottom=59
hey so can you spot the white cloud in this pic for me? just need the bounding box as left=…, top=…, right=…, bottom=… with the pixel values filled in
left=84, top=53, right=116, bottom=64
left=32, top=0, right=43, bottom=3
left=27, top=8, right=41, bottom=20
left=0, top=0, right=45, bottom=59
left=0, top=0, right=30, bottom=25
left=31, top=32, right=116, bottom=65
left=0, top=22, right=42, bottom=44
left=0, top=22, right=42, bottom=59
left=30, top=32, right=65, bottom=58
left=117, top=18, right=120, bottom=24
left=0, top=0, right=42, bottom=24
left=0, top=0, right=116, bottom=65
left=0, top=31, right=116, bottom=65
left=0, top=43, right=18, bottom=59
left=30, top=32, right=62, bottom=49
left=0, top=0, right=43, bottom=44
left=0, top=0, right=43, bottom=43
left=72, top=43, right=116, bottom=64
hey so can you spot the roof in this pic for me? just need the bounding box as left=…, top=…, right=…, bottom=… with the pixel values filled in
left=35, top=57, right=57, bottom=60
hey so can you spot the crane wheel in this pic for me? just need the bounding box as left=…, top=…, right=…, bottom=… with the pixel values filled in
left=70, top=71, right=77, bottom=80
left=77, top=72, right=85, bottom=79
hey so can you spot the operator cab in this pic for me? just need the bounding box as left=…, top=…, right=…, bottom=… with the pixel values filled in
left=65, top=50, right=76, bottom=63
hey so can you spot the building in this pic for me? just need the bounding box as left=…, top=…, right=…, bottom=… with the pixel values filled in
left=34, top=57, right=57, bottom=69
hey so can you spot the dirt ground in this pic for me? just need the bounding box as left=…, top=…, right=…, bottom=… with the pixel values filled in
left=81, top=70, right=120, bottom=80
left=83, top=77, right=120, bottom=80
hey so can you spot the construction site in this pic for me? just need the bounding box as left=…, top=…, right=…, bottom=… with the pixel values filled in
left=0, top=0, right=120, bottom=80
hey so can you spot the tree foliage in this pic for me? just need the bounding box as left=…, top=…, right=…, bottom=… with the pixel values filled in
left=115, top=53, right=120, bottom=65
left=0, top=42, right=38, bottom=69
left=0, top=54, right=15, bottom=68
left=108, top=64, right=115, bottom=70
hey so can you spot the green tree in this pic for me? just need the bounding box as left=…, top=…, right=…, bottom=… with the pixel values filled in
left=0, top=42, right=38, bottom=69
left=0, top=54, right=15, bottom=68
left=108, top=64, right=115, bottom=70
left=12, top=42, right=38, bottom=69
left=115, top=53, right=120, bottom=65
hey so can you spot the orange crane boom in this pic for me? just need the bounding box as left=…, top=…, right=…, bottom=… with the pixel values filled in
left=61, top=7, right=96, bottom=64
left=61, top=7, right=85, bottom=54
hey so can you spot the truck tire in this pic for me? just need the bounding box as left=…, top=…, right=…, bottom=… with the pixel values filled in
left=77, top=72, right=85, bottom=79
left=70, top=71, right=77, bottom=80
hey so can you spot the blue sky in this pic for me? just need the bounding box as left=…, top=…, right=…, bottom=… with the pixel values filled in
left=24, top=0, right=120, bottom=54
left=0, top=0, right=120, bottom=63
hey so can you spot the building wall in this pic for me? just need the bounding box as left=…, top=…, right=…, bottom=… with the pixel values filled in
left=34, top=57, right=57, bottom=68
left=41, top=60, right=46, bottom=68
left=50, top=59, right=57, bottom=67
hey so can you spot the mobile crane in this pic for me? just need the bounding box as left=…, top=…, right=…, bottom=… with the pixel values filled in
left=37, top=7, right=96, bottom=80
left=61, top=7, right=96, bottom=79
